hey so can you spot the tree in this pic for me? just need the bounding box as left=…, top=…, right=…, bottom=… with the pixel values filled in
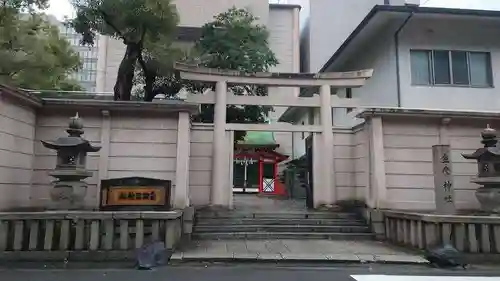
left=133, top=35, right=191, bottom=101
left=0, top=1, right=83, bottom=90
left=68, top=0, right=179, bottom=100
left=138, top=7, right=278, bottom=140
left=192, top=7, right=278, bottom=125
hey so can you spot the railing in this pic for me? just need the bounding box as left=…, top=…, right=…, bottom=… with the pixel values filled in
left=384, top=211, right=500, bottom=254
left=0, top=211, right=184, bottom=261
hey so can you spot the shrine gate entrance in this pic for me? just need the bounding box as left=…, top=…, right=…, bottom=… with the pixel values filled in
left=233, top=131, right=288, bottom=195
left=175, top=63, right=373, bottom=209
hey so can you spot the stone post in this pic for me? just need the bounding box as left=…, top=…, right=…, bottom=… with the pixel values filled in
left=174, top=111, right=191, bottom=209
left=211, top=80, right=228, bottom=207
left=432, top=145, right=456, bottom=214
left=319, top=84, right=335, bottom=205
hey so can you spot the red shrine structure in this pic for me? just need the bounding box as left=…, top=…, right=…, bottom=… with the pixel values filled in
left=233, top=131, right=288, bottom=196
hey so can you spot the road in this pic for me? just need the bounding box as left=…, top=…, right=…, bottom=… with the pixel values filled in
left=0, top=263, right=500, bottom=281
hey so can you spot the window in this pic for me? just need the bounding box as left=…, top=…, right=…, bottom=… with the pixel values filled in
left=301, top=121, right=305, bottom=139
left=346, top=88, right=353, bottom=113
left=410, top=50, right=493, bottom=87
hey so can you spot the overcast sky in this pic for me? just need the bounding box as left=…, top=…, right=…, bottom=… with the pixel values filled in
left=46, top=0, right=500, bottom=21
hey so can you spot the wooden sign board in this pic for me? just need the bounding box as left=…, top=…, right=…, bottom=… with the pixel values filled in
left=100, top=177, right=171, bottom=211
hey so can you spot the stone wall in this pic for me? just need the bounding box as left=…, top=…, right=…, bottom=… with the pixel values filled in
left=189, top=124, right=213, bottom=206
left=0, top=86, right=197, bottom=210
left=0, top=88, right=38, bottom=210
left=380, top=117, right=486, bottom=210
left=360, top=109, right=500, bottom=211
left=353, top=126, right=369, bottom=201
left=32, top=110, right=180, bottom=209
left=333, top=129, right=359, bottom=201
left=0, top=86, right=496, bottom=212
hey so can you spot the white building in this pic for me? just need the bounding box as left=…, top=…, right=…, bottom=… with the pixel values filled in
left=58, top=24, right=99, bottom=92
left=301, top=0, right=420, bottom=73
left=95, top=0, right=301, bottom=156
left=280, top=4, right=500, bottom=157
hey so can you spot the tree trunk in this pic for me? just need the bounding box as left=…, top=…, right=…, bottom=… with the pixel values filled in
left=143, top=72, right=155, bottom=102
left=113, top=43, right=141, bottom=101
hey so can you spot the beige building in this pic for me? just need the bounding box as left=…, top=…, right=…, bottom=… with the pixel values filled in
left=96, top=1, right=300, bottom=157
left=96, top=0, right=300, bottom=110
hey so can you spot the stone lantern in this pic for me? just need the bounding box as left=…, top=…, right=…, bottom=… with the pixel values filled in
left=41, top=113, right=101, bottom=209
left=462, top=125, right=500, bottom=213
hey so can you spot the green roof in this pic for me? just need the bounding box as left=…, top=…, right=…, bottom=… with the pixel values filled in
left=237, top=131, right=277, bottom=146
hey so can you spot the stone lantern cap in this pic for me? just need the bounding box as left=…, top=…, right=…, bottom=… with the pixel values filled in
left=41, top=113, right=101, bottom=152
left=462, top=124, right=500, bottom=160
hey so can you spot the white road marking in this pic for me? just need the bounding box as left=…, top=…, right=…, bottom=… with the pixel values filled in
left=351, top=275, right=500, bottom=281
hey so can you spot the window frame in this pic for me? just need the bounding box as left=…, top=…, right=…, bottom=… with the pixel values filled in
left=410, top=49, right=494, bottom=88
left=345, top=88, right=353, bottom=113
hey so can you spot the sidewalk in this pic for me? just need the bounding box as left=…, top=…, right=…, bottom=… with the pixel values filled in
left=171, top=239, right=428, bottom=264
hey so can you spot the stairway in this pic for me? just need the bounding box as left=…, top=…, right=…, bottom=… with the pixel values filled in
left=192, top=208, right=375, bottom=240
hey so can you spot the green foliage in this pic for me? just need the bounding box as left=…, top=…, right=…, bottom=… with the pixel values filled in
left=133, top=36, right=191, bottom=101
left=192, top=7, right=278, bottom=126
left=144, top=7, right=278, bottom=136
left=196, top=7, right=278, bottom=73
left=0, top=0, right=49, bottom=17
left=68, top=0, right=179, bottom=100
left=0, top=0, right=83, bottom=91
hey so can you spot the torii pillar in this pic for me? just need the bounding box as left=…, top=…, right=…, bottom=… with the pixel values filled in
left=211, top=80, right=228, bottom=207
left=317, top=84, right=335, bottom=206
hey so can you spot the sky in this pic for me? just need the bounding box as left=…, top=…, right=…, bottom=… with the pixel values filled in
left=46, top=0, right=500, bottom=21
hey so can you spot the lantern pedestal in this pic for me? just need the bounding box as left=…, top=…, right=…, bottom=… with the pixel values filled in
left=49, top=181, right=88, bottom=210
left=472, top=177, right=500, bottom=213
left=475, top=187, right=500, bottom=214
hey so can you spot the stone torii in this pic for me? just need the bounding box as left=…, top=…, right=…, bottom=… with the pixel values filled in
left=174, top=63, right=373, bottom=208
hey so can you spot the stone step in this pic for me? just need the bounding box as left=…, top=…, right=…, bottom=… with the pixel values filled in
left=194, top=224, right=371, bottom=233
left=196, top=211, right=359, bottom=220
left=192, top=232, right=375, bottom=240
left=195, top=218, right=366, bottom=226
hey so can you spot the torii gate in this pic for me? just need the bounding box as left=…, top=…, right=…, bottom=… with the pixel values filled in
left=175, top=63, right=373, bottom=208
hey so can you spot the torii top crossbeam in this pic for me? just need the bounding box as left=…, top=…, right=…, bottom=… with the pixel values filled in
left=174, top=63, right=373, bottom=88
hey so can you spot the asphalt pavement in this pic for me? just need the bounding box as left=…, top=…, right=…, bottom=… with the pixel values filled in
left=0, top=263, right=500, bottom=281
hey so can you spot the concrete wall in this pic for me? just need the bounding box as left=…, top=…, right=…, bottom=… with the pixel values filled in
left=353, top=126, right=369, bottom=201
left=189, top=124, right=213, bottom=206
left=0, top=94, right=36, bottom=209
left=32, top=110, right=179, bottom=209
left=333, top=130, right=360, bottom=201
left=0, top=86, right=493, bottom=212
left=379, top=116, right=485, bottom=211
left=326, top=110, right=496, bottom=212
left=107, top=113, right=178, bottom=180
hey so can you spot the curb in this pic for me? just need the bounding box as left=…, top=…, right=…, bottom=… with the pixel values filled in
left=169, top=256, right=428, bottom=265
